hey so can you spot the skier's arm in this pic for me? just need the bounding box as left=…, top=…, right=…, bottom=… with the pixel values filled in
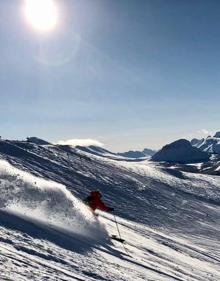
left=97, top=200, right=112, bottom=212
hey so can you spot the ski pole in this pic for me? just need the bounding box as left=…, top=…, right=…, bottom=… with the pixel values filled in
left=113, top=214, right=130, bottom=256
left=113, top=214, right=123, bottom=241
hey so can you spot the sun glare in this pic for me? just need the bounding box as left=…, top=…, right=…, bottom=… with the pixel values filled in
left=24, top=0, right=58, bottom=32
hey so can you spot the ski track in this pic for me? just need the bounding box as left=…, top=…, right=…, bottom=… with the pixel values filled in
left=0, top=140, right=220, bottom=280
left=0, top=212, right=220, bottom=281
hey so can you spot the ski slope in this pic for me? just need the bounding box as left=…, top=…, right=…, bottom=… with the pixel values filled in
left=0, top=140, right=220, bottom=280
left=1, top=208, right=220, bottom=281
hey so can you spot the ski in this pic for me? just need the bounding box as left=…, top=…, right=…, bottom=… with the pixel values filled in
left=110, top=235, right=125, bottom=243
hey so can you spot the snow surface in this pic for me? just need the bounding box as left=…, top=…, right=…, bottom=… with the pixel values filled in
left=0, top=140, right=220, bottom=280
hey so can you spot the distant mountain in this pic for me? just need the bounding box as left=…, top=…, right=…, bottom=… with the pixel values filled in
left=152, top=139, right=209, bottom=164
left=118, top=148, right=156, bottom=159
left=143, top=148, right=156, bottom=156
left=214, top=131, right=220, bottom=138
left=24, top=137, right=157, bottom=160
left=75, top=145, right=116, bottom=157
left=75, top=145, right=156, bottom=160
left=191, top=138, right=205, bottom=147
left=26, top=137, right=51, bottom=145
left=191, top=132, right=220, bottom=155
left=117, top=150, right=146, bottom=159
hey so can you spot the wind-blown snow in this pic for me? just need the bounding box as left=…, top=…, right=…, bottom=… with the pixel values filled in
left=55, top=138, right=104, bottom=147
left=0, top=160, right=107, bottom=240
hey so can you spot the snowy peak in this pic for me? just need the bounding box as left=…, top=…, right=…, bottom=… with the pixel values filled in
left=191, top=138, right=205, bottom=147
left=191, top=131, right=220, bottom=155
left=152, top=139, right=209, bottom=164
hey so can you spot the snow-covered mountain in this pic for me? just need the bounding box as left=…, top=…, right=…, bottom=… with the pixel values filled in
left=151, top=139, right=210, bottom=164
left=143, top=148, right=156, bottom=156
left=118, top=148, right=156, bottom=159
left=70, top=144, right=156, bottom=161
left=76, top=145, right=117, bottom=158
left=0, top=138, right=220, bottom=280
left=117, top=150, right=146, bottom=158
left=26, top=137, right=51, bottom=145
left=191, top=132, right=220, bottom=155
left=75, top=145, right=142, bottom=161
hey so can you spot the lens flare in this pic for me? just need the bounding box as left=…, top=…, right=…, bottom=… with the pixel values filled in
left=24, top=0, right=58, bottom=32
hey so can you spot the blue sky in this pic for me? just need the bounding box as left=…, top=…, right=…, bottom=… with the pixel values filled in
left=0, top=0, right=220, bottom=151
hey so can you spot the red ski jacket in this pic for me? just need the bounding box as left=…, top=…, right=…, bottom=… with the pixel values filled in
left=86, top=191, right=111, bottom=212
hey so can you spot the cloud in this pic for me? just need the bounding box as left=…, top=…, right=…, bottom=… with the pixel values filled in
left=196, top=129, right=214, bottom=137
left=55, top=139, right=104, bottom=147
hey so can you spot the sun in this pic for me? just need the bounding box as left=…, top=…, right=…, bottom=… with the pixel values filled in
left=24, top=0, right=58, bottom=32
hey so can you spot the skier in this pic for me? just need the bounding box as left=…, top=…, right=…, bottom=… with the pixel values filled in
left=84, top=191, right=114, bottom=213
left=84, top=191, right=125, bottom=244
